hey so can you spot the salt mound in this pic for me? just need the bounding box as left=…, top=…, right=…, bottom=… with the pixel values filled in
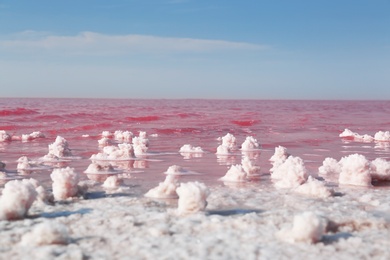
left=114, top=130, right=134, bottom=143
left=241, top=157, right=261, bottom=177
left=269, top=146, right=290, bottom=173
left=370, top=158, right=390, bottom=181
left=179, top=144, right=204, bottom=153
left=0, top=130, right=12, bottom=142
left=98, top=137, right=114, bottom=147
left=220, top=164, right=247, bottom=182
left=90, top=143, right=135, bottom=160
left=216, top=133, right=237, bottom=154
left=176, top=181, right=209, bottom=215
left=21, top=131, right=45, bottom=142
left=0, top=179, right=37, bottom=220
left=50, top=167, right=82, bottom=200
left=43, top=136, right=72, bottom=159
left=241, top=136, right=260, bottom=151
left=277, top=212, right=327, bottom=243
left=272, top=156, right=308, bottom=188
left=374, top=131, right=390, bottom=142
left=102, top=176, right=123, bottom=189
left=21, top=221, right=69, bottom=246
left=318, top=157, right=341, bottom=182
left=164, top=165, right=189, bottom=175
left=145, top=175, right=179, bottom=199
left=84, top=162, right=116, bottom=174
left=132, top=134, right=149, bottom=156
left=294, top=176, right=334, bottom=198
left=339, top=128, right=374, bottom=142
left=339, top=154, right=371, bottom=187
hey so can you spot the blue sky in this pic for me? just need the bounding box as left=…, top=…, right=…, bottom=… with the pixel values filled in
left=0, top=0, right=389, bottom=99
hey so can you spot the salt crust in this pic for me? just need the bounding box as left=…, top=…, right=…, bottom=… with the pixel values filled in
left=90, top=143, right=135, bottom=160
left=219, top=164, right=247, bottom=182
left=240, top=136, right=260, bottom=151
left=272, top=156, right=308, bottom=189
left=0, top=179, right=37, bottom=220
left=318, top=157, right=341, bottom=181
left=145, top=175, right=179, bottom=199
left=21, top=221, right=69, bottom=246
left=374, top=131, right=390, bottom=142
left=50, top=167, right=84, bottom=201
left=176, top=181, right=209, bottom=215
left=371, top=158, right=390, bottom=181
left=294, top=176, right=334, bottom=198
left=277, top=212, right=327, bottom=243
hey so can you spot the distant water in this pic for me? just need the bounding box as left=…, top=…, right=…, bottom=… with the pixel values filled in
left=1, top=98, right=389, bottom=193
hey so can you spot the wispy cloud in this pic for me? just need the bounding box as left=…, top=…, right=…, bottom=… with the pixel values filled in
left=0, top=31, right=268, bottom=56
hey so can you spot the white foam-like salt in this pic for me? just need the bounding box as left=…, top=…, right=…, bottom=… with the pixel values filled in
left=220, top=164, right=247, bottom=182
left=240, top=136, right=260, bottom=151
left=50, top=167, right=82, bottom=200
left=176, top=181, right=209, bottom=215
left=20, top=221, right=70, bottom=246
left=272, top=156, right=308, bottom=188
left=294, top=176, right=334, bottom=198
left=339, top=154, right=372, bottom=187
left=145, top=175, right=179, bottom=199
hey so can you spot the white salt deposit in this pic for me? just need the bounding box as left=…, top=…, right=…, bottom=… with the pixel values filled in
left=84, top=162, right=117, bottom=174
left=45, top=136, right=72, bottom=158
left=0, top=130, right=12, bottom=142
left=102, top=176, right=123, bottom=189
left=269, top=145, right=290, bottom=173
left=101, top=131, right=113, bottom=138
left=294, top=176, right=334, bottom=198
left=374, top=130, right=390, bottom=142
left=98, top=137, right=114, bottom=147
left=16, top=156, right=36, bottom=170
left=277, top=212, right=327, bottom=243
left=50, top=167, right=81, bottom=201
left=216, top=133, right=237, bottom=154
left=272, top=156, right=308, bottom=188
left=220, top=164, right=247, bottom=182
left=241, top=136, right=260, bottom=150
left=0, top=160, right=5, bottom=170
left=339, top=128, right=374, bottom=142
left=179, top=144, right=204, bottom=153
left=0, top=179, right=37, bottom=220
left=318, top=157, right=341, bottom=182
left=339, top=154, right=372, bottom=187
left=370, top=158, right=390, bottom=181
left=176, top=181, right=209, bottom=215
left=216, top=144, right=231, bottom=155
left=21, top=131, right=45, bottom=142
left=164, top=165, right=190, bottom=175
left=114, top=130, right=134, bottom=142
left=90, top=143, right=135, bottom=160
left=20, top=221, right=69, bottom=246
left=241, top=157, right=261, bottom=177
left=144, top=175, right=179, bottom=199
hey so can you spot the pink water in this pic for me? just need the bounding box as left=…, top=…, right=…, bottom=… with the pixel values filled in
left=1, top=98, right=390, bottom=194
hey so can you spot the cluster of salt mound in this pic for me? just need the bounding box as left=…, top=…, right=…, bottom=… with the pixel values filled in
left=340, top=128, right=390, bottom=142
left=0, top=130, right=45, bottom=142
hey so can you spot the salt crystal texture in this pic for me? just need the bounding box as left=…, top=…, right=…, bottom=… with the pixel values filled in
left=0, top=179, right=37, bottom=220
left=50, top=167, right=81, bottom=200
left=46, top=136, right=72, bottom=158
left=370, top=158, right=390, bottom=181
left=269, top=146, right=290, bottom=173
left=339, top=129, right=374, bottom=142
left=272, top=156, right=308, bottom=188
left=216, top=133, right=237, bottom=154
left=114, top=130, right=134, bottom=142
left=176, top=181, right=209, bottom=215
left=220, top=164, right=247, bottom=182
left=318, top=157, right=341, bottom=182
left=21, top=221, right=69, bottom=246
left=145, top=175, right=179, bottom=199
left=0, top=130, right=12, bottom=142
left=374, top=131, right=390, bottom=142
left=277, top=212, right=326, bottom=243
left=339, top=154, right=372, bottom=187
left=294, top=176, right=334, bottom=198
left=241, top=136, right=260, bottom=150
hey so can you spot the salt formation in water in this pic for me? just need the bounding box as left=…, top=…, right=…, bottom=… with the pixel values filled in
left=42, top=136, right=72, bottom=160
left=21, top=221, right=70, bottom=246
left=50, top=167, right=82, bottom=200
left=101, top=131, right=113, bottom=138
left=272, top=156, right=308, bottom=188
left=220, top=164, right=248, bottom=182
left=318, top=157, right=341, bottom=181
left=98, top=137, right=114, bottom=147
left=294, top=176, right=334, bottom=198
left=16, top=156, right=38, bottom=172
left=91, top=143, right=135, bottom=160
left=241, top=136, right=260, bottom=150
left=176, top=181, right=209, bottom=215
left=269, top=146, right=290, bottom=173
left=277, top=212, right=327, bottom=243
left=0, top=130, right=12, bottom=142
left=374, top=131, right=390, bottom=142
left=21, top=131, right=45, bottom=142
left=145, top=175, right=179, bottom=199
left=339, top=128, right=374, bottom=142
left=132, top=131, right=149, bottom=155
left=102, top=175, right=123, bottom=189
left=370, top=158, right=390, bottom=181
left=164, top=165, right=195, bottom=175
left=339, top=154, right=372, bottom=187
left=216, top=133, right=237, bottom=154
left=241, top=157, right=261, bottom=177
left=84, top=162, right=116, bottom=174
left=114, top=130, right=134, bottom=143
left=179, top=144, right=204, bottom=153
left=0, top=179, right=37, bottom=220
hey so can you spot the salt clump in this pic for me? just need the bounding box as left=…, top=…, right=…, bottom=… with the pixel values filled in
left=21, top=221, right=69, bottom=246
left=374, top=131, right=390, bottom=142
left=220, top=164, right=247, bottom=182
left=101, top=131, right=113, bottom=138
left=272, top=156, right=308, bottom=188
left=50, top=167, right=82, bottom=200
left=339, top=154, right=372, bottom=187
left=176, top=181, right=209, bottom=215
left=216, top=133, right=237, bottom=154
left=277, top=212, right=327, bottom=243
left=269, top=146, right=290, bottom=173
left=241, top=157, right=261, bottom=177
left=318, top=157, right=341, bottom=181
left=16, top=156, right=37, bottom=170
left=102, top=175, right=123, bottom=189
left=370, top=158, right=390, bottom=181
left=145, top=175, right=179, bottom=199
left=98, top=137, right=114, bottom=147
left=164, top=165, right=189, bottom=175
left=132, top=132, right=149, bottom=155
left=43, top=136, right=72, bottom=160
left=0, top=130, right=12, bottom=142
left=90, top=143, right=135, bottom=160
left=294, top=176, right=334, bottom=198
left=84, top=162, right=116, bottom=174
left=114, top=130, right=134, bottom=143
left=339, top=129, right=374, bottom=142
left=241, top=136, right=260, bottom=150
left=0, top=179, right=37, bottom=220
left=21, top=131, right=45, bottom=142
